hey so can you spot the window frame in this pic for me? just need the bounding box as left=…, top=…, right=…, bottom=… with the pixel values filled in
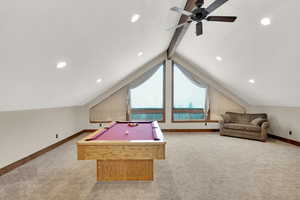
left=128, top=61, right=166, bottom=122
left=171, top=61, right=210, bottom=123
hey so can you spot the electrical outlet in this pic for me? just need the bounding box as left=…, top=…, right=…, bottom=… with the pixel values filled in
left=289, top=131, right=292, bottom=135
left=56, top=134, right=58, bottom=138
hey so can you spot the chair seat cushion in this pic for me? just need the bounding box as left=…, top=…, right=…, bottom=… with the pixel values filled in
left=223, top=123, right=261, bottom=132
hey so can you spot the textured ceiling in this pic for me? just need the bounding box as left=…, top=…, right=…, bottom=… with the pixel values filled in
left=177, top=0, right=300, bottom=107
left=0, top=0, right=185, bottom=111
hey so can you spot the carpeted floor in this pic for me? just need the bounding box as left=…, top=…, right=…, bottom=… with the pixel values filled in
left=0, top=132, right=299, bottom=200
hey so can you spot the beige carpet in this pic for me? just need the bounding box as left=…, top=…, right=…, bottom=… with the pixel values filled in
left=0, top=132, right=299, bottom=200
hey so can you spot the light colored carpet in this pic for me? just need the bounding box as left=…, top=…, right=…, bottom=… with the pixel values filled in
left=0, top=132, right=299, bottom=200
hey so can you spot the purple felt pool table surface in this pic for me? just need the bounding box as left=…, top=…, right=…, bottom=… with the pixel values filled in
left=86, top=121, right=160, bottom=141
left=77, top=121, right=166, bottom=181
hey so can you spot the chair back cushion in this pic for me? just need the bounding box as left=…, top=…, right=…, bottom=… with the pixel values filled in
left=225, top=112, right=268, bottom=123
left=247, top=113, right=268, bottom=121
left=221, top=114, right=232, bottom=123
left=225, top=112, right=248, bottom=123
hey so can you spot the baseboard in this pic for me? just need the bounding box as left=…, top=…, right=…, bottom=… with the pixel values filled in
left=162, top=129, right=219, bottom=132
left=268, top=134, right=300, bottom=146
left=0, top=129, right=97, bottom=176
left=83, top=129, right=98, bottom=132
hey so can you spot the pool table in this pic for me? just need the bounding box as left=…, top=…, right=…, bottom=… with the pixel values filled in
left=77, top=121, right=166, bottom=181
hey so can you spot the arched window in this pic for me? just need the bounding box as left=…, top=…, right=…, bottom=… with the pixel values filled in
left=129, top=64, right=165, bottom=121
left=172, top=63, right=208, bottom=121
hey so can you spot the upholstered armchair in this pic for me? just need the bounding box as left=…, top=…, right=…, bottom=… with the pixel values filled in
left=220, top=112, right=270, bottom=142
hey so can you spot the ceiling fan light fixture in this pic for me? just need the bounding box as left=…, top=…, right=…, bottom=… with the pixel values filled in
left=169, top=0, right=237, bottom=37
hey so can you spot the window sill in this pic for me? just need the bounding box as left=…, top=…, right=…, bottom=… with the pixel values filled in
left=90, top=120, right=113, bottom=123
left=90, top=120, right=166, bottom=123
left=171, top=120, right=219, bottom=123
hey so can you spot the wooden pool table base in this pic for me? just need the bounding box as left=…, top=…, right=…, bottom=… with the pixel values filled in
left=97, top=160, right=153, bottom=181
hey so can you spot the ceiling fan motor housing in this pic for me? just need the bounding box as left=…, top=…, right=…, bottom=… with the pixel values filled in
left=195, top=0, right=204, bottom=7
left=192, top=8, right=209, bottom=22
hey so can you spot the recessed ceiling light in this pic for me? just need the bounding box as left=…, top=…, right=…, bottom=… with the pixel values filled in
left=138, top=52, right=143, bottom=56
left=56, top=61, right=67, bottom=69
left=216, top=56, right=222, bottom=61
left=131, top=14, right=140, bottom=23
left=260, top=17, right=271, bottom=26
left=96, top=78, right=102, bottom=83
left=249, top=79, right=255, bottom=84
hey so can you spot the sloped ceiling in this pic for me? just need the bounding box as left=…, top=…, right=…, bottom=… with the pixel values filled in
left=177, top=0, right=300, bottom=107
left=1, top=0, right=299, bottom=111
left=0, top=0, right=186, bottom=111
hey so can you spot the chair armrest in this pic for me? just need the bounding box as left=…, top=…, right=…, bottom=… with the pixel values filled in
left=219, top=119, right=225, bottom=129
left=260, top=121, right=270, bottom=141
left=261, top=121, right=270, bottom=129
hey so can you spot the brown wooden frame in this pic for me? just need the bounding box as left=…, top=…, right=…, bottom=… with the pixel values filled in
left=90, top=120, right=113, bottom=124
left=128, top=61, right=166, bottom=122
left=130, top=108, right=165, bottom=122
left=162, top=128, right=219, bottom=132
left=77, top=121, right=166, bottom=181
left=173, top=108, right=204, bottom=113
left=171, top=61, right=210, bottom=123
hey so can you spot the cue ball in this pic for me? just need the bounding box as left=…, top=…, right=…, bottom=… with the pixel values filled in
left=125, top=130, right=129, bottom=135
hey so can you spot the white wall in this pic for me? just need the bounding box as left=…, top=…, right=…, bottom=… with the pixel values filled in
left=86, top=56, right=246, bottom=130
left=76, top=105, right=99, bottom=130
left=0, top=106, right=87, bottom=168
left=249, top=106, right=300, bottom=142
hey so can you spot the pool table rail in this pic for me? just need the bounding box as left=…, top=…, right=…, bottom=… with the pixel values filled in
left=77, top=121, right=165, bottom=146
left=77, top=121, right=165, bottom=160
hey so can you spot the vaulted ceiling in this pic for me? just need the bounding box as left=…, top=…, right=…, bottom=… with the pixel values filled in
left=0, top=0, right=299, bottom=111
left=0, top=0, right=185, bottom=111
left=177, top=0, right=300, bottom=107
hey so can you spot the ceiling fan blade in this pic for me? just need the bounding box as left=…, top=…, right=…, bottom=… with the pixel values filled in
left=206, top=16, right=237, bottom=22
left=206, top=0, right=229, bottom=14
left=166, top=21, right=189, bottom=31
left=170, top=7, right=193, bottom=16
left=196, top=22, right=203, bottom=36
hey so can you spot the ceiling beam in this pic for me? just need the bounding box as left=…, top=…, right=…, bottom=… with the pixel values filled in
left=167, top=0, right=197, bottom=59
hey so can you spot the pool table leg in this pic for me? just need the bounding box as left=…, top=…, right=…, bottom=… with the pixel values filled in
left=96, top=159, right=153, bottom=181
